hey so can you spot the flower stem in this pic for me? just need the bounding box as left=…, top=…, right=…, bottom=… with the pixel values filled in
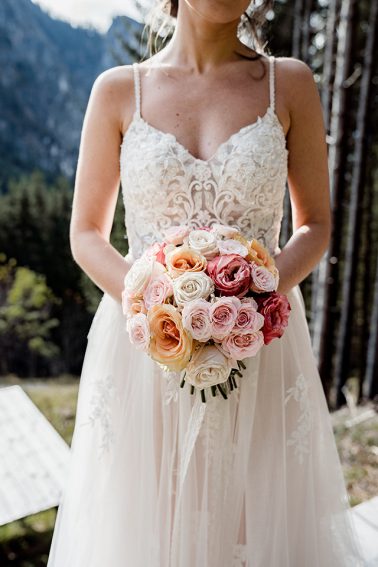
left=217, top=384, right=228, bottom=399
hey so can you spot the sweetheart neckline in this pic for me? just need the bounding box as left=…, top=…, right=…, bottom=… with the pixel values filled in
left=121, top=105, right=287, bottom=165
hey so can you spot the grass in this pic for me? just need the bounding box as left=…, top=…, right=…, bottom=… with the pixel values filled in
left=0, top=375, right=377, bottom=565
left=331, top=402, right=378, bottom=507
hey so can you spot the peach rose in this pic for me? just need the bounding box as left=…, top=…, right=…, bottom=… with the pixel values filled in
left=165, top=245, right=207, bottom=279
left=247, top=239, right=275, bottom=269
left=147, top=304, right=193, bottom=371
left=122, top=293, right=147, bottom=318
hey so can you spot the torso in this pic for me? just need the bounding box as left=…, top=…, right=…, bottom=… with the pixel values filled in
left=118, top=50, right=290, bottom=163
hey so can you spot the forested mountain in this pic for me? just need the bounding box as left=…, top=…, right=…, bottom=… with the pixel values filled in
left=0, top=0, right=143, bottom=187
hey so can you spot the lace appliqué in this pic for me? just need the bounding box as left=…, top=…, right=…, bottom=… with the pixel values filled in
left=284, top=373, right=312, bottom=464
left=163, top=370, right=182, bottom=405
left=80, top=373, right=117, bottom=455
left=120, top=108, right=288, bottom=261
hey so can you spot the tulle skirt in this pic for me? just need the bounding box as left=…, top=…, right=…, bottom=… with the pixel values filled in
left=46, top=280, right=364, bottom=567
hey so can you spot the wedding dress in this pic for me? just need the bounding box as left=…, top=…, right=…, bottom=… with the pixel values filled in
left=47, top=56, right=364, bottom=567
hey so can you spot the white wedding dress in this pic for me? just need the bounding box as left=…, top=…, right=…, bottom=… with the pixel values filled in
left=47, top=56, right=364, bottom=566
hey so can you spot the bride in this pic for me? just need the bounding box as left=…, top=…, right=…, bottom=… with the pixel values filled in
left=47, top=1, right=364, bottom=565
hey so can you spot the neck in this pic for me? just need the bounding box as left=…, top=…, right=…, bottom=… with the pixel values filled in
left=160, top=1, right=243, bottom=73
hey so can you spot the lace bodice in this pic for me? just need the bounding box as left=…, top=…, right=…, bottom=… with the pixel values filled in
left=120, top=56, right=288, bottom=261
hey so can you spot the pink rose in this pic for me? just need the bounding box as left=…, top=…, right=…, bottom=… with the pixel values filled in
left=122, top=290, right=147, bottom=318
left=206, top=254, right=252, bottom=298
left=256, top=292, right=291, bottom=345
left=182, top=299, right=212, bottom=341
left=126, top=313, right=150, bottom=352
left=163, top=225, right=191, bottom=245
left=250, top=263, right=277, bottom=293
left=234, top=298, right=265, bottom=332
left=142, top=242, right=167, bottom=266
left=144, top=273, right=173, bottom=309
left=209, top=296, right=241, bottom=340
left=220, top=330, right=264, bottom=359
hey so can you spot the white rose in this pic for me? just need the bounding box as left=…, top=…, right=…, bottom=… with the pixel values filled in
left=173, top=272, right=214, bottom=308
left=218, top=238, right=249, bottom=257
left=123, top=258, right=166, bottom=298
left=186, top=229, right=219, bottom=259
left=185, top=344, right=235, bottom=390
left=210, top=223, right=239, bottom=238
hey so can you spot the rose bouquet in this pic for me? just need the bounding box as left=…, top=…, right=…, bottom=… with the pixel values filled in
left=121, top=224, right=291, bottom=401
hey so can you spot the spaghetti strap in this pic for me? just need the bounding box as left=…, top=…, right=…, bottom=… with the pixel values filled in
left=132, top=62, right=141, bottom=118
left=269, top=55, right=275, bottom=112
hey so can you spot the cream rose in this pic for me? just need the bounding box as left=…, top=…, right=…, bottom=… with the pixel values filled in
left=185, top=344, right=235, bottom=390
left=163, top=225, right=191, bottom=245
left=186, top=229, right=219, bottom=259
left=210, top=223, right=239, bottom=238
left=218, top=238, right=249, bottom=257
left=123, top=258, right=166, bottom=298
left=173, top=271, right=214, bottom=307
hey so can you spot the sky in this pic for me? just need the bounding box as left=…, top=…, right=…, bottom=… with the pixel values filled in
left=31, top=0, right=152, bottom=32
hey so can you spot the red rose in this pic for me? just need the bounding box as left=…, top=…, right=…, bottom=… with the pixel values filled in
left=206, top=254, right=251, bottom=298
left=256, top=292, right=291, bottom=344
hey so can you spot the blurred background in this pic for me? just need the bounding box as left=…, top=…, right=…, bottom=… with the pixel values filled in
left=0, top=0, right=377, bottom=565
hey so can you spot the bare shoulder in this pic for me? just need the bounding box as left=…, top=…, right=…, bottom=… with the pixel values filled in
left=87, top=65, right=137, bottom=131
left=274, top=56, right=320, bottom=107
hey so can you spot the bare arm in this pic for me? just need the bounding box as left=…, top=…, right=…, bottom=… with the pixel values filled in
left=274, top=58, right=332, bottom=295
left=70, top=67, right=133, bottom=305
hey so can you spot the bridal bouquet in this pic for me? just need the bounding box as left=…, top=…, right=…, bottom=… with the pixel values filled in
left=121, top=224, right=291, bottom=401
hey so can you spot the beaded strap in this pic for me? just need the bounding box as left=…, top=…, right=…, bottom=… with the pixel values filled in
left=132, top=62, right=141, bottom=118
left=269, top=55, right=275, bottom=111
